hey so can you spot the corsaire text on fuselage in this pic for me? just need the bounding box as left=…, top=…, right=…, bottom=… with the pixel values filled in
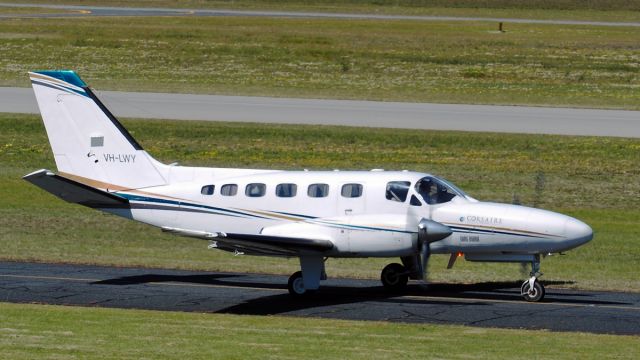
left=465, top=215, right=502, bottom=225
left=103, top=153, right=136, bottom=163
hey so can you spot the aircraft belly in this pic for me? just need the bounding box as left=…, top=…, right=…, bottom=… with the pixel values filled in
left=347, top=230, right=414, bottom=257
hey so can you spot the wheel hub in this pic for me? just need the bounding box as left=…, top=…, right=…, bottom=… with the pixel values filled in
left=292, top=277, right=305, bottom=294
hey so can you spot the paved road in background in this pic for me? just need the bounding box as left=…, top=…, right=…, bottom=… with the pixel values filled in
left=2, top=87, right=638, bottom=137
left=2, top=261, right=639, bottom=335
left=1, top=3, right=639, bottom=27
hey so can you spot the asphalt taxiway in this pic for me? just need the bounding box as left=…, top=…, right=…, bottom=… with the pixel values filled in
left=2, top=87, right=639, bottom=137
left=1, top=261, right=639, bottom=335
left=1, top=3, right=639, bottom=27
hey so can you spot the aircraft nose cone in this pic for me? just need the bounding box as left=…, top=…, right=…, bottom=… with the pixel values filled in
left=564, top=217, right=593, bottom=248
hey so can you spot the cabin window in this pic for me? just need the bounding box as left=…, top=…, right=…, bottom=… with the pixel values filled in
left=220, top=184, right=238, bottom=196
left=245, top=183, right=266, bottom=197
left=200, top=185, right=215, bottom=195
left=410, top=195, right=422, bottom=206
left=386, top=181, right=411, bottom=202
left=308, top=183, right=329, bottom=198
left=341, top=183, right=363, bottom=198
left=276, top=183, right=297, bottom=198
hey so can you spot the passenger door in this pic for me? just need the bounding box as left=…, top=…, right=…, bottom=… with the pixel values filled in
left=337, top=182, right=366, bottom=217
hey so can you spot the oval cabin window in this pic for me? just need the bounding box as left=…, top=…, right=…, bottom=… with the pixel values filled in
left=341, top=183, right=363, bottom=198
left=245, top=183, right=266, bottom=197
left=308, top=183, right=329, bottom=198
left=220, top=184, right=238, bottom=196
left=201, top=185, right=215, bottom=195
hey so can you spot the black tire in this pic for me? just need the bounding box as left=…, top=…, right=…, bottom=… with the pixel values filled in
left=521, top=280, right=545, bottom=302
left=381, top=263, right=409, bottom=291
left=287, top=271, right=306, bottom=297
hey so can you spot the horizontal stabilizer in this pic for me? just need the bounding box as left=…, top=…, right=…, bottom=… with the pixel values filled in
left=162, top=226, right=334, bottom=256
left=23, top=169, right=129, bottom=208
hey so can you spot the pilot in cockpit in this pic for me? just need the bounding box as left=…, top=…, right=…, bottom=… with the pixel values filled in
left=416, top=176, right=457, bottom=205
left=417, top=178, right=436, bottom=204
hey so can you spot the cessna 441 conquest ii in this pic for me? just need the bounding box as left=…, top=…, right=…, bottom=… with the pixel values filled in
left=24, top=71, right=593, bottom=302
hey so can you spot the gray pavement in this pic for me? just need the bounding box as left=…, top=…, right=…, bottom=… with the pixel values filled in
left=1, top=261, right=639, bottom=335
left=1, top=2, right=639, bottom=27
left=3, top=87, right=639, bottom=137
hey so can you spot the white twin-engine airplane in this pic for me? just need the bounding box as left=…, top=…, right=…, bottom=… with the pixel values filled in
left=24, top=70, right=593, bottom=302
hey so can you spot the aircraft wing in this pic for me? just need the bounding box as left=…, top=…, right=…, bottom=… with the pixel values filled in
left=23, top=169, right=129, bottom=208
left=161, top=227, right=334, bottom=256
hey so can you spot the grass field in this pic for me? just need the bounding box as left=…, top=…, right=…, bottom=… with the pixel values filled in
left=0, top=6, right=75, bottom=14
left=0, top=302, right=638, bottom=359
left=3, top=0, right=640, bottom=22
left=1, top=113, right=638, bottom=291
left=0, top=15, right=639, bottom=109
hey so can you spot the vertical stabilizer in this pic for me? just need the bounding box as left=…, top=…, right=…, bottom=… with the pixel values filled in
left=29, top=70, right=168, bottom=190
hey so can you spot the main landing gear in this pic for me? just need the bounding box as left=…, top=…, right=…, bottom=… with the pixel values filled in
left=380, top=263, right=409, bottom=291
left=287, top=256, right=325, bottom=297
left=521, top=255, right=545, bottom=302
left=287, top=271, right=308, bottom=297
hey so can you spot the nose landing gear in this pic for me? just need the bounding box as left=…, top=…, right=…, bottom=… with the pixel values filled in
left=521, top=255, right=545, bottom=302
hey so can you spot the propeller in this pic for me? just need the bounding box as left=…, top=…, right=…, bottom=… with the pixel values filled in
left=417, top=218, right=452, bottom=281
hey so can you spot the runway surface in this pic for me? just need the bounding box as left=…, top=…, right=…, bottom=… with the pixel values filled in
left=2, top=87, right=639, bottom=137
left=1, top=261, right=639, bottom=335
left=1, top=3, right=639, bottom=27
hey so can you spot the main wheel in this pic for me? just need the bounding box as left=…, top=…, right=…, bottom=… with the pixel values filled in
left=521, top=279, right=545, bottom=302
left=381, top=263, right=409, bottom=291
left=288, top=271, right=306, bottom=297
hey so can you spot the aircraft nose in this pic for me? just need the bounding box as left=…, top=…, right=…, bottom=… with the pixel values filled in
left=563, top=217, right=593, bottom=249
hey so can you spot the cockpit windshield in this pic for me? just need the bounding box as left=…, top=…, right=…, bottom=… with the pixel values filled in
left=415, top=176, right=467, bottom=205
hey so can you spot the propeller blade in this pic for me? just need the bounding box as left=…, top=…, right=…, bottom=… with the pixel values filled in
left=416, top=218, right=452, bottom=282
left=420, top=241, right=430, bottom=281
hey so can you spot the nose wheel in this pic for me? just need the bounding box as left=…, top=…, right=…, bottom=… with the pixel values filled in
left=521, top=256, right=545, bottom=302
left=380, top=263, right=409, bottom=291
left=521, top=278, right=545, bottom=302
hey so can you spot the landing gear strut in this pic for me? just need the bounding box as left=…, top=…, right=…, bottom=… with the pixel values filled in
left=380, top=263, right=409, bottom=291
left=521, top=255, right=545, bottom=302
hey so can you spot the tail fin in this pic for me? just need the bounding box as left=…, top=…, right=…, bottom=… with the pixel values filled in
left=29, top=70, right=168, bottom=190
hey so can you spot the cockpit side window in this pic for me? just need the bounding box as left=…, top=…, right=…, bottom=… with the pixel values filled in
left=385, top=181, right=411, bottom=202
left=415, top=176, right=461, bottom=205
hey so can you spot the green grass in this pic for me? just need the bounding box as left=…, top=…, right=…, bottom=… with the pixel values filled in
left=0, top=6, right=75, bottom=15
left=0, top=302, right=638, bottom=359
left=0, top=15, right=639, bottom=109
left=1, top=113, right=639, bottom=291
left=4, top=0, right=640, bottom=22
